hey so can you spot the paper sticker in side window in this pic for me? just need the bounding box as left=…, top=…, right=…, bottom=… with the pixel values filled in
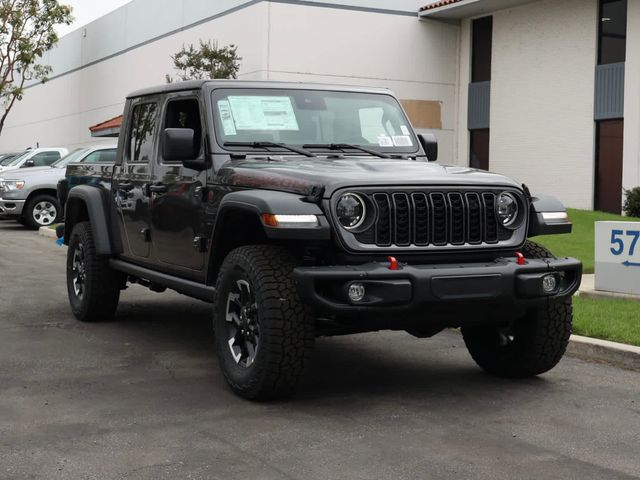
left=217, top=100, right=237, bottom=136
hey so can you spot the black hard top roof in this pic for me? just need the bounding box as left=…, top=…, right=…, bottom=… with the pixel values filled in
left=126, top=79, right=393, bottom=99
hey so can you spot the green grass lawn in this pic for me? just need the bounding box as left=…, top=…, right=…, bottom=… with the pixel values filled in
left=573, top=296, right=640, bottom=346
left=535, top=209, right=640, bottom=274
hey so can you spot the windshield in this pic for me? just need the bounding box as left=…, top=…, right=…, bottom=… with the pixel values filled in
left=211, top=89, right=418, bottom=155
left=3, top=151, right=30, bottom=167
left=0, top=154, right=18, bottom=166
left=52, top=148, right=90, bottom=168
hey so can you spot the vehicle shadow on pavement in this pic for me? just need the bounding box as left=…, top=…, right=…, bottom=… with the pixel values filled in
left=108, top=292, right=551, bottom=406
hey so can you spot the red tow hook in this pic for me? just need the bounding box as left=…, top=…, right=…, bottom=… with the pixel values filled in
left=515, top=252, right=526, bottom=266
left=388, top=256, right=399, bottom=270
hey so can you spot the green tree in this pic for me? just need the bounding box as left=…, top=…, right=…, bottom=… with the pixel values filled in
left=166, top=40, right=241, bottom=83
left=0, top=0, right=73, bottom=136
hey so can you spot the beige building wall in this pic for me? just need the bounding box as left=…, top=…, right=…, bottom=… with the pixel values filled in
left=0, top=0, right=458, bottom=163
left=623, top=0, right=640, bottom=194
left=489, top=0, right=598, bottom=209
left=0, top=2, right=270, bottom=151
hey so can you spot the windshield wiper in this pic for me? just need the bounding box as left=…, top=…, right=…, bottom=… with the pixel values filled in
left=224, top=141, right=316, bottom=158
left=302, top=143, right=390, bottom=159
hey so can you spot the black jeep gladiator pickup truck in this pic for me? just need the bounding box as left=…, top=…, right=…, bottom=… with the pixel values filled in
left=60, top=80, right=581, bottom=400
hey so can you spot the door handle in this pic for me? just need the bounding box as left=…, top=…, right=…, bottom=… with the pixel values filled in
left=118, top=182, right=134, bottom=192
left=149, top=184, right=168, bottom=194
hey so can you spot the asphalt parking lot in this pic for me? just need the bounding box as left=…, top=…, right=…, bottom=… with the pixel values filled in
left=1, top=220, right=640, bottom=480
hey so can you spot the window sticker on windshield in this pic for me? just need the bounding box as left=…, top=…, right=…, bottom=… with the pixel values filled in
left=377, top=135, right=393, bottom=147
left=227, top=96, right=299, bottom=131
left=400, top=125, right=410, bottom=136
left=217, top=100, right=237, bottom=136
left=392, top=135, right=413, bottom=147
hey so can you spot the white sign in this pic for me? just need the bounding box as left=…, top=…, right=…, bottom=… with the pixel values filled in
left=595, top=221, right=640, bottom=295
left=227, top=96, right=299, bottom=131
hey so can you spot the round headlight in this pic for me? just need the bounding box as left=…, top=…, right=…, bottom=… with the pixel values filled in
left=336, top=193, right=366, bottom=230
left=495, top=192, right=519, bottom=228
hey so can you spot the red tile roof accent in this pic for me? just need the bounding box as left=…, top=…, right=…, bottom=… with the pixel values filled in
left=89, top=115, right=122, bottom=132
left=420, top=0, right=465, bottom=11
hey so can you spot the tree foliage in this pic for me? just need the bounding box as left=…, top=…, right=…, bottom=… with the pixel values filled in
left=623, top=187, right=640, bottom=218
left=166, top=40, right=241, bottom=83
left=0, top=0, right=73, bottom=135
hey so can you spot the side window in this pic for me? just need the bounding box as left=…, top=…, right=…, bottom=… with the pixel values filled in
left=32, top=151, right=61, bottom=166
left=127, top=103, right=158, bottom=163
left=83, top=149, right=117, bottom=164
left=163, top=98, right=202, bottom=161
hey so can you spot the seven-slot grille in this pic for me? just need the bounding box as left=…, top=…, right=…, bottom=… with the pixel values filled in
left=352, top=190, right=514, bottom=248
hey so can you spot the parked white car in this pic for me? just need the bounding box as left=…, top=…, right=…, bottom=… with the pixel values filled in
left=0, top=144, right=116, bottom=228
left=0, top=147, right=69, bottom=173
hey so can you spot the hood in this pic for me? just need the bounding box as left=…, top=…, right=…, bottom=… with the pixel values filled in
left=215, top=156, right=522, bottom=197
left=1, top=166, right=60, bottom=180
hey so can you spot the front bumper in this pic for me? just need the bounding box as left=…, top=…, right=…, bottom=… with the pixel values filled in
left=0, top=198, right=25, bottom=218
left=294, top=256, right=582, bottom=319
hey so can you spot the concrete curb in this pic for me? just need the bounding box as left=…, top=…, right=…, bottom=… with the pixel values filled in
left=577, top=290, right=640, bottom=302
left=38, top=226, right=57, bottom=238
left=577, top=274, right=640, bottom=302
left=567, top=335, right=640, bottom=371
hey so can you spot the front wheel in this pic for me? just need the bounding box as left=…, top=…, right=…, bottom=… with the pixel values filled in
left=66, top=221, right=122, bottom=322
left=23, top=194, right=61, bottom=229
left=461, top=241, right=572, bottom=377
left=213, top=245, right=314, bottom=400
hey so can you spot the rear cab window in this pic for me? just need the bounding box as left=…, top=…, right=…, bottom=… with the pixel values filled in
left=126, top=103, right=159, bottom=163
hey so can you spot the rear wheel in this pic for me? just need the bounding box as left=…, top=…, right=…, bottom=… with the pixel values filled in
left=461, top=241, right=573, bottom=377
left=66, top=221, right=122, bottom=322
left=23, top=194, right=61, bottom=229
left=213, top=245, right=314, bottom=400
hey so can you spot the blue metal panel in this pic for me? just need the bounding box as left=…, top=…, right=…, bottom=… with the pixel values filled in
left=595, top=63, right=625, bottom=120
left=468, top=81, right=491, bottom=130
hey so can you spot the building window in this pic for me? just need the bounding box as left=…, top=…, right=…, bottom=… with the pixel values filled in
left=599, top=0, right=627, bottom=65
left=469, top=16, right=492, bottom=170
left=472, top=16, right=493, bottom=83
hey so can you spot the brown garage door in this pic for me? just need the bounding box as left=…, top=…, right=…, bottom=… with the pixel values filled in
left=595, top=120, right=624, bottom=214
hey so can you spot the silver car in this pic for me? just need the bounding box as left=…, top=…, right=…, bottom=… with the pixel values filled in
left=0, top=147, right=69, bottom=173
left=0, top=144, right=116, bottom=229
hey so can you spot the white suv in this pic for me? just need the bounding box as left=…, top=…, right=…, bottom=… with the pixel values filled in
left=0, top=147, right=69, bottom=173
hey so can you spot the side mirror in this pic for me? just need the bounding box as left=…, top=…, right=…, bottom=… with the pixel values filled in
left=417, top=133, right=438, bottom=162
left=162, top=128, right=207, bottom=170
left=22, top=159, right=35, bottom=168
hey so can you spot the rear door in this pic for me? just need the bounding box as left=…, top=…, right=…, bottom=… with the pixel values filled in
left=113, top=98, right=159, bottom=260
left=149, top=93, right=207, bottom=276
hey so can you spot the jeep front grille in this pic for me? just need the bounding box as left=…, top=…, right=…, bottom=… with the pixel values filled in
left=342, top=189, right=521, bottom=250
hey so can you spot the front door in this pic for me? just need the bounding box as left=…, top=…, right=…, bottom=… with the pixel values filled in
left=150, top=95, right=206, bottom=274
left=113, top=100, right=159, bottom=259
left=595, top=120, right=624, bottom=214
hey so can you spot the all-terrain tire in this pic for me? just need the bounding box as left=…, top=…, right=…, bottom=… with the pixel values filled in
left=461, top=240, right=572, bottom=378
left=66, top=221, right=122, bottom=322
left=213, top=245, right=314, bottom=400
left=23, top=194, right=61, bottom=229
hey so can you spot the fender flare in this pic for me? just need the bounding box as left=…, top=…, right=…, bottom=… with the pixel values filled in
left=64, top=185, right=113, bottom=255
left=528, top=194, right=572, bottom=237
left=212, top=190, right=331, bottom=242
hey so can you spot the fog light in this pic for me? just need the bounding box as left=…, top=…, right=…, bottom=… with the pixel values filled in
left=348, top=282, right=366, bottom=302
left=542, top=274, right=557, bottom=293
